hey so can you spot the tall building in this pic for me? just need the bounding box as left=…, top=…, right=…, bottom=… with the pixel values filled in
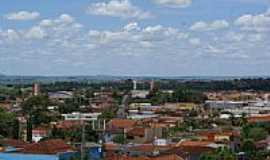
left=133, top=80, right=137, bottom=90
left=33, top=83, right=40, bottom=96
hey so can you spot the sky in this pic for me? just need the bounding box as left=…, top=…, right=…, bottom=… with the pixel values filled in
left=0, top=0, right=270, bottom=76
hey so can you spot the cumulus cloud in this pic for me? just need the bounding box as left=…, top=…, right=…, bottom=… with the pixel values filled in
left=88, top=23, right=187, bottom=46
left=39, top=14, right=75, bottom=27
left=0, top=29, right=20, bottom=42
left=234, top=10, right=270, bottom=32
left=1, top=9, right=270, bottom=75
left=123, top=22, right=140, bottom=31
left=25, top=26, right=47, bottom=39
left=86, top=0, right=152, bottom=19
left=56, top=14, right=74, bottom=24
left=190, top=20, right=229, bottom=31
left=152, top=0, right=192, bottom=8
left=4, top=11, right=40, bottom=20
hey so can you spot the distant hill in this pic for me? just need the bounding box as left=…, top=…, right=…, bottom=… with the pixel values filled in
left=0, top=74, right=269, bottom=85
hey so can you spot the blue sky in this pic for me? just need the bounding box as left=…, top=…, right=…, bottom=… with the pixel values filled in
left=0, top=0, right=270, bottom=76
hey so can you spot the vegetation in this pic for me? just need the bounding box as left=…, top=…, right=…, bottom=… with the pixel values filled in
left=22, top=95, right=51, bottom=141
left=113, top=134, right=126, bottom=144
left=0, top=108, right=18, bottom=138
left=241, top=124, right=268, bottom=141
left=51, top=123, right=98, bottom=142
left=98, top=109, right=116, bottom=120
left=200, top=147, right=236, bottom=160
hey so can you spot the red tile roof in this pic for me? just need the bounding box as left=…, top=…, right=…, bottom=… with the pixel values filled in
left=22, top=139, right=74, bottom=154
left=127, top=127, right=145, bottom=137
left=127, top=144, right=174, bottom=153
left=248, top=115, right=270, bottom=123
left=177, top=140, right=214, bottom=147
left=56, top=120, right=81, bottom=130
left=107, top=119, right=137, bottom=130
left=196, top=130, right=240, bottom=141
left=32, top=127, right=49, bottom=136
left=107, top=154, right=184, bottom=160
left=0, top=139, right=28, bottom=148
left=176, top=140, right=216, bottom=153
left=104, top=143, right=121, bottom=151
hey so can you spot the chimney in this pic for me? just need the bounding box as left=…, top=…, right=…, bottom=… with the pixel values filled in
left=33, top=83, right=40, bottom=96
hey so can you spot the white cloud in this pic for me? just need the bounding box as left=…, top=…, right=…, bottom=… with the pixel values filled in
left=87, top=23, right=188, bottom=57
left=190, top=21, right=208, bottom=31
left=86, top=0, right=152, bottom=19
left=4, top=11, right=40, bottom=20
left=143, top=25, right=164, bottom=33
left=189, top=38, right=201, bottom=45
left=207, top=45, right=224, bottom=54
left=211, top=20, right=230, bottom=30
left=234, top=11, right=270, bottom=32
left=190, top=20, right=229, bottom=31
left=38, top=14, right=75, bottom=29
left=225, top=32, right=244, bottom=42
left=123, top=22, right=140, bottom=31
left=56, top=14, right=74, bottom=24
left=0, top=29, right=20, bottom=41
left=152, top=0, right=192, bottom=8
left=39, top=19, right=54, bottom=27
left=25, top=26, right=47, bottom=39
left=1, top=10, right=270, bottom=75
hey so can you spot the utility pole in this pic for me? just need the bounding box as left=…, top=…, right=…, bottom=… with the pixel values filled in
left=80, top=114, right=86, bottom=160
left=62, top=112, right=104, bottom=160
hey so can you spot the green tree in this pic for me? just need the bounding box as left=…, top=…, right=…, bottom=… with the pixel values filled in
left=241, top=139, right=266, bottom=160
left=172, top=87, right=207, bottom=103
left=98, top=109, right=115, bottom=120
left=22, top=95, right=50, bottom=142
left=241, top=125, right=268, bottom=141
left=0, top=108, right=18, bottom=138
left=200, top=147, right=236, bottom=160
left=113, top=134, right=126, bottom=144
left=242, top=139, right=256, bottom=154
left=240, top=113, right=247, bottom=127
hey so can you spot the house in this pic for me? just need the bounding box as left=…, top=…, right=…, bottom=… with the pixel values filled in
left=205, top=101, right=246, bottom=109
left=161, top=103, right=198, bottom=111
left=126, top=127, right=163, bottom=143
left=176, top=140, right=224, bottom=160
left=143, top=117, right=182, bottom=129
left=21, top=139, right=74, bottom=154
left=0, top=139, right=76, bottom=160
left=105, top=119, right=137, bottom=142
left=248, top=114, right=270, bottom=124
left=107, top=154, right=184, bottom=160
left=62, top=112, right=101, bottom=121
left=126, top=143, right=176, bottom=157
left=107, top=119, right=137, bottom=132
left=196, top=130, right=240, bottom=142
left=55, top=120, right=81, bottom=130
left=129, top=103, right=152, bottom=110
left=131, top=90, right=149, bottom=99
left=90, top=97, right=115, bottom=111
left=32, top=127, right=49, bottom=142
left=48, top=91, right=73, bottom=102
